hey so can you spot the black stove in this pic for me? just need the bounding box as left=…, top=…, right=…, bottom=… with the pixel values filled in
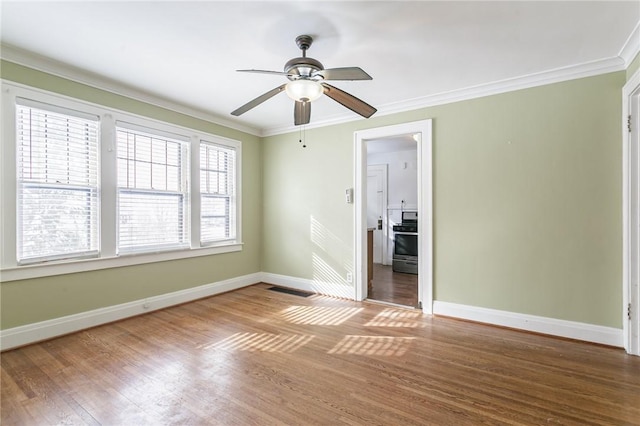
left=393, top=211, right=418, bottom=232
left=393, top=211, right=418, bottom=274
left=392, top=223, right=417, bottom=232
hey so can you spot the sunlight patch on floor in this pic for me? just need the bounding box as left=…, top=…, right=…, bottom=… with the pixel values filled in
left=365, top=308, right=425, bottom=328
left=280, top=305, right=363, bottom=325
left=328, top=335, right=415, bottom=356
left=205, top=332, right=314, bottom=353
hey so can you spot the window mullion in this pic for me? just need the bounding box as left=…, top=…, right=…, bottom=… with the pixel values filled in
left=100, top=114, right=117, bottom=258
left=190, top=135, right=200, bottom=249
left=1, top=88, right=19, bottom=268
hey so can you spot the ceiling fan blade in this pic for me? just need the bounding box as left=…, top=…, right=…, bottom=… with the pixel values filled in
left=314, top=67, right=372, bottom=81
left=237, top=69, right=292, bottom=77
left=321, top=83, right=377, bottom=118
left=231, top=84, right=286, bottom=116
left=294, top=101, right=311, bottom=126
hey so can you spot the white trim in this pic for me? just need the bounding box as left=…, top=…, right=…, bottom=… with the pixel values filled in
left=261, top=272, right=354, bottom=299
left=0, top=81, right=244, bottom=282
left=622, top=67, right=640, bottom=356
left=0, top=272, right=627, bottom=351
left=0, top=272, right=262, bottom=351
left=0, top=243, right=243, bottom=282
left=196, top=135, right=243, bottom=249
left=433, top=301, right=624, bottom=348
left=619, top=21, right=640, bottom=67
left=377, top=58, right=625, bottom=119
left=354, top=120, right=433, bottom=313
left=1, top=43, right=628, bottom=139
left=263, top=57, right=625, bottom=137
left=0, top=44, right=261, bottom=137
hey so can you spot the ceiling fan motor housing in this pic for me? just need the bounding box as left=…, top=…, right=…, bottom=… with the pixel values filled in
left=284, top=57, right=324, bottom=80
left=285, top=35, right=323, bottom=80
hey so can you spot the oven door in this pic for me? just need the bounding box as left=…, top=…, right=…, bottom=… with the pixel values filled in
left=394, top=232, right=418, bottom=257
left=393, top=232, right=418, bottom=274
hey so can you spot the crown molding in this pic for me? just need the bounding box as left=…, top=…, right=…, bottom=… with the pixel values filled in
left=1, top=43, right=631, bottom=139
left=378, top=56, right=626, bottom=115
left=619, top=21, right=640, bottom=67
left=0, top=43, right=261, bottom=137
left=262, top=55, right=626, bottom=137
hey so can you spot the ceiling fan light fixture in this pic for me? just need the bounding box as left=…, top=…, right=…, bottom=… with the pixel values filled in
left=231, top=35, right=376, bottom=125
left=285, top=79, right=323, bottom=102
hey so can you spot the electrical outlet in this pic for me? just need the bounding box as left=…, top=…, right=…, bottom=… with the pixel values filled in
left=346, top=273, right=353, bottom=283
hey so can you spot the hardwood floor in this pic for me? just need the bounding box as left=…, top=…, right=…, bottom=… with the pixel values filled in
left=2, top=283, right=639, bottom=425
left=369, top=263, right=418, bottom=307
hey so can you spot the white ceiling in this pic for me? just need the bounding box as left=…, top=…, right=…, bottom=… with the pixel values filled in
left=1, top=1, right=638, bottom=136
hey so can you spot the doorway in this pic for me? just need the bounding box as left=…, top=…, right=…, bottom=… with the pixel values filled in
left=367, top=138, right=418, bottom=307
left=354, top=120, right=433, bottom=313
left=623, top=68, right=640, bottom=356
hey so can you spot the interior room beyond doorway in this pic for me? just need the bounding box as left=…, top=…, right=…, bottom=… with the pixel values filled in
left=366, top=135, right=418, bottom=308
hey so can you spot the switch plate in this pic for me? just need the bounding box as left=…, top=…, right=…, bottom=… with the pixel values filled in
left=345, top=188, right=353, bottom=204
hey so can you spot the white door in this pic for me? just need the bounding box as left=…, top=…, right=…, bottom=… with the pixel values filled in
left=367, top=165, right=387, bottom=265
left=624, top=69, right=640, bottom=356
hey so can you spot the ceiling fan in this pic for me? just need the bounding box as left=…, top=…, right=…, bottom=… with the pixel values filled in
left=231, top=35, right=377, bottom=126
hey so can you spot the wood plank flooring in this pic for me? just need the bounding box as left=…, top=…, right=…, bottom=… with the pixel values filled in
left=369, top=263, right=418, bottom=307
left=2, top=283, right=639, bottom=425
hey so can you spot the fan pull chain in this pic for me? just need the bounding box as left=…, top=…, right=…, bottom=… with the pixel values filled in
left=299, top=125, right=307, bottom=148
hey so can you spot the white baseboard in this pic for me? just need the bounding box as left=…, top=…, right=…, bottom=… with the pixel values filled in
left=2, top=275, right=623, bottom=350
left=261, top=272, right=355, bottom=300
left=433, top=300, right=623, bottom=347
left=0, top=272, right=262, bottom=351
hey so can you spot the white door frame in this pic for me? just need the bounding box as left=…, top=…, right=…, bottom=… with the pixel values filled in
left=354, top=120, right=433, bottom=313
left=367, top=163, right=389, bottom=265
left=623, top=68, right=640, bottom=356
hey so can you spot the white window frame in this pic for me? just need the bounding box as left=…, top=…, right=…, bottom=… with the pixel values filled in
left=198, top=139, right=241, bottom=246
left=15, top=98, right=101, bottom=264
left=1, top=81, right=243, bottom=282
left=115, top=121, right=191, bottom=254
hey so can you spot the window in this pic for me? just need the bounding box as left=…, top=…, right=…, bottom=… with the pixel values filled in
left=16, top=99, right=100, bottom=264
left=200, top=142, right=236, bottom=244
left=2, top=83, right=242, bottom=281
left=117, top=124, right=190, bottom=253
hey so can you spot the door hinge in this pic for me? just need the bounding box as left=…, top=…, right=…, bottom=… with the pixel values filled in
left=628, top=115, right=632, bottom=133
left=628, top=303, right=632, bottom=320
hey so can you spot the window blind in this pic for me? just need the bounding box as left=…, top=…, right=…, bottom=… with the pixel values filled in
left=200, top=142, right=236, bottom=244
left=116, top=124, right=189, bottom=253
left=16, top=100, right=100, bottom=263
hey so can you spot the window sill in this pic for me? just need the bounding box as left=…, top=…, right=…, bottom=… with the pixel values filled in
left=0, top=242, right=243, bottom=283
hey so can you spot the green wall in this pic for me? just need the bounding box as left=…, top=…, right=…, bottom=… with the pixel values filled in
left=263, top=72, right=625, bottom=328
left=0, top=61, right=263, bottom=329
left=0, top=59, right=629, bottom=331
